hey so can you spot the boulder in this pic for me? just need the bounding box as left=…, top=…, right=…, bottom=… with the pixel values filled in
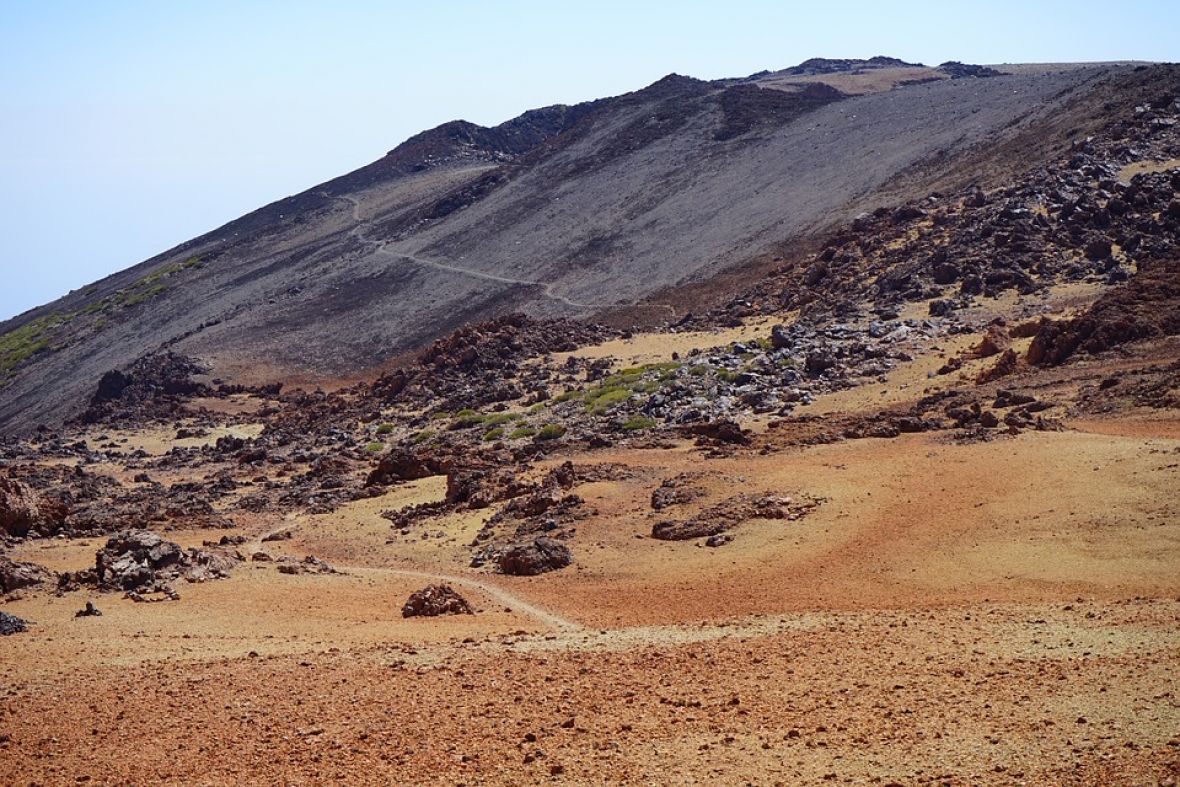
left=401, top=584, right=474, bottom=617
left=976, top=348, right=1019, bottom=384
left=677, top=419, right=751, bottom=445
left=74, top=601, right=102, bottom=618
left=0, top=610, right=28, bottom=635
left=94, top=529, right=237, bottom=592
left=1084, top=238, right=1112, bottom=261
left=969, top=323, right=1011, bottom=359
left=0, top=473, right=65, bottom=538
left=366, top=448, right=446, bottom=486
left=651, top=518, right=727, bottom=541
left=770, top=324, right=793, bottom=349
left=0, top=557, right=55, bottom=593
left=497, top=537, right=572, bottom=576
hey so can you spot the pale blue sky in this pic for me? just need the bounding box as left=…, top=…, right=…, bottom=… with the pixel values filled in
left=1, top=0, right=1177, bottom=321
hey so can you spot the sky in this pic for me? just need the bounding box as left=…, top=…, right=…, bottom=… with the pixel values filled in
left=1, top=0, right=1177, bottom=322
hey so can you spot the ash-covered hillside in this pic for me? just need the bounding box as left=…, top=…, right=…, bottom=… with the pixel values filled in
left=0, top=59, right=1173, bottom=434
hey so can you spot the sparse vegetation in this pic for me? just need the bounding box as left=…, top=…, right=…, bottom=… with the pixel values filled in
left=410, top=429, right=436, bottom=444
left=0, top=313, right=71, bottom=376
left=508, top=426, right=537, bottom=439
left=481, top=412, right=521, bottom=427
left=585, top=386, right=631, bottom=415
left=482, top=426, right=504, bottom=441
left=566, top=361, right=685, bottom=416
left=375, top=423, right=395, bottom=434
left=452, top=409, right=522, bottom=429
left=536, top=423, right=566, bottom=441
left=364, top=442, right=384, bottom=453
left=622, top=415, right=656, bottom=431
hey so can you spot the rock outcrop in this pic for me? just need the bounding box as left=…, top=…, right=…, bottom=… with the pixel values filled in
left=401, top=584, right=474, bottom=617
left=93, top=529, right=238, bottom=593
left=0, top=557, right=55, bottom=594
left=0, top=610, right=28, bottom=635
left=497, top=537, right=572, bottom=576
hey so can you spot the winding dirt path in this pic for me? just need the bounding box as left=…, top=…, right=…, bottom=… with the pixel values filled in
left=377, top=567, right=583, bottom=631
left=259, top=520, right=582, bottom=631
left=335, top=194, right=595, bottom=310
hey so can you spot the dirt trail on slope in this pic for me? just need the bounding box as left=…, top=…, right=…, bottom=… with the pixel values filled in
left=362, top=566, right=582, bottom=632
left=337, top=194, right=595, bottom=310
left=252, top=518, right=583, bottom=632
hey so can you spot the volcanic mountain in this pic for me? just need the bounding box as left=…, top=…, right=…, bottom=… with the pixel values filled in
left=3, top=54, right=1180, bottom=785
left=0, top=58, right=1169, bottom=433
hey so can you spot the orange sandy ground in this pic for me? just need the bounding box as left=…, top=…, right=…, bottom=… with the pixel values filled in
left=2, top=419, right=1179, bottom=785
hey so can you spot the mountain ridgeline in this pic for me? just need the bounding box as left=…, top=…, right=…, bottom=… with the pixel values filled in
left=0, top=58, right=1174, bottom=434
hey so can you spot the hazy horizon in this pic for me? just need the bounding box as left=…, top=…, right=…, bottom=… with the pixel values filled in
left=2, top=0, right=1178, bottom=322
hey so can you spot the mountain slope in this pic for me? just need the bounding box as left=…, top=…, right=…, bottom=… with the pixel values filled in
left=0, top=60, right=1168, bottom=434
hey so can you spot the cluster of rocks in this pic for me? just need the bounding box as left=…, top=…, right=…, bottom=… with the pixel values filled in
left=538, top=318, right=948, bottom=434
left=0, top=610, right=28, bottom=635
left=693, top=89, right=1179, bottom=330
left=274, top=555, right=338, bottom=576
left=54, top=530, right=239, bottom=599
left=1030, top=254, right=1180, bottom=365
left=77, top=352, right=211, bottom=427
left=650, top=474, right=704, bottom=511
left=0, top=556, right=55, bottom=595
left=75, top=351, right=282, bottom=430
left=401, top=584, right=473, bottom=617
left=0, top=461, right=243, bottom=543
left=651, top=493, right=809, bottom=545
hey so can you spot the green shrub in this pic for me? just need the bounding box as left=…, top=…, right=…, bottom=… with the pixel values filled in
left=452, top=412, right=486, bottom=429
left=553, top=389, right=583, bottom=403
left=585, top=387, right=631, bottom=415
left=481, top=412, right=521, bottom=427
left=537, top=423, right=566, bottom=441
left=364, top=442, right=384, bottom=453
left=482, top=426, right=505, bottom=441
left=0, top=314, right=68, bottom=375
left=508, top=426, right=537, bottom=439
left=410, top=429, right=436, bottom=444
left=622, top=415, right=656, bottom=431
left=375, top=423, right=394, bottom=434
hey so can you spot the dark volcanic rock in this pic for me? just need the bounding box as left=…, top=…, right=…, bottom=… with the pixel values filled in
left=0, top=610, right=28, bottom=635
left=939, top=61, right=1003, bottom=79
left=276, top=555, right=338, bottom=575
left=74, top=601, right=102, bottom=618
left=1030, top=256, right=1180, bottom=365
left=651, top=475, right=703, bottom=511
left=94, top=529, right=237, bottom=592
left=401, top=584, right=474, bottom=617
left=976, top=348, right=1020, bottom=384
left=366, top=448, right=447, bottom=486
left=678, top=419, right=751, bottom=445
left=0, top=557, right=55, bottom=593
left=92, top=370, right=131, bottom=402
left=79, top=352, right=211, bottom=427
left=0, top=472, right=66, bottom=538
left=652, top=494, right=799, bottom=542
left=651, top=517, right=728, bottom=541
left=497, top=537, right=572, bottom=575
